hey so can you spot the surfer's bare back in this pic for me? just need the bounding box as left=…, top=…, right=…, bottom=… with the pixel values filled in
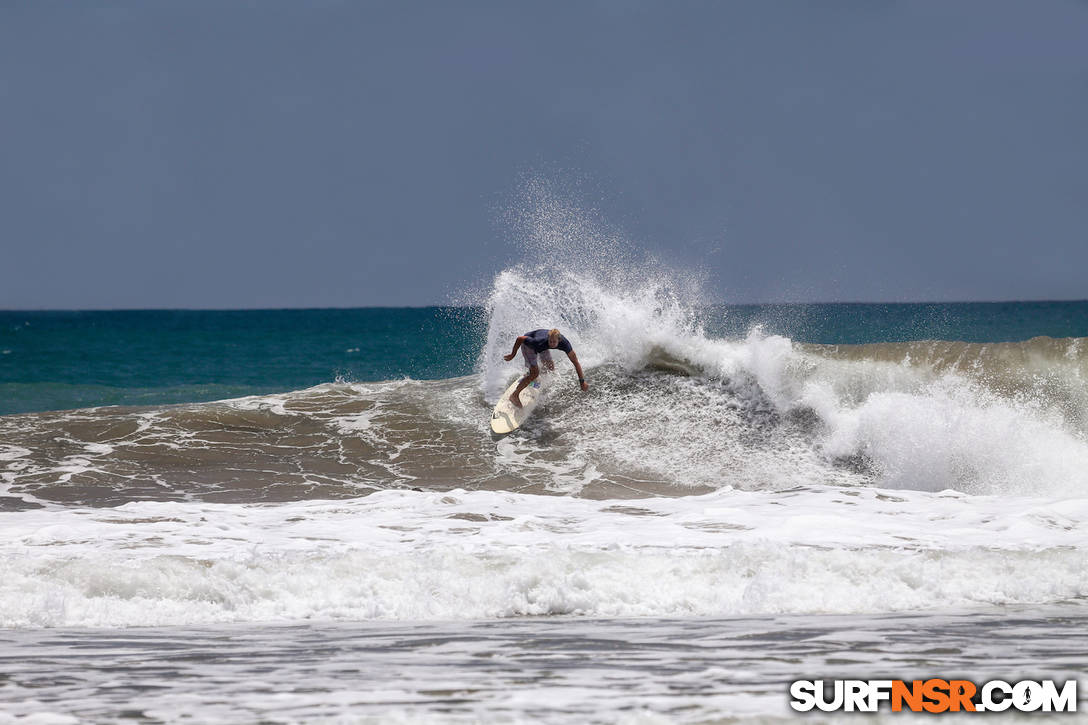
left=503, top=328, right=589, bottom=407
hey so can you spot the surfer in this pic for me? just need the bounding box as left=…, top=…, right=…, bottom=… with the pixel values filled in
left=503, top=328, right=589, bottom=408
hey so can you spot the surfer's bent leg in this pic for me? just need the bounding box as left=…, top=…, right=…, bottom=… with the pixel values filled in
left=511, top=365, right=539, bottom=408
left=511, top=346, right=539, bottom=408
left=539, top=349, right=555, bottom=372
left=520, top=345, right=537, bottom=369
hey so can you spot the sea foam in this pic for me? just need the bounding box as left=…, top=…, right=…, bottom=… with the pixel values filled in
left=3, top=487, right=1087, bottom=628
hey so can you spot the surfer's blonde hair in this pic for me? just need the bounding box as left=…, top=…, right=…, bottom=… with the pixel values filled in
left=548, top=328, right=561, bottom=344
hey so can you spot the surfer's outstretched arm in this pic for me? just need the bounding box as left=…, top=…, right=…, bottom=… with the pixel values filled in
left=503, top=336, right=527, bottom=362
left=567, top=351, right=589, bottom=391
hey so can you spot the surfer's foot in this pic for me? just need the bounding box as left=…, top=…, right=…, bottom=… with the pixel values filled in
left=509, top=393, right=523, bottom=408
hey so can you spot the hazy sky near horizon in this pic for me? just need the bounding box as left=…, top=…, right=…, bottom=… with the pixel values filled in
left=2, top=1, right=1086, bottom=308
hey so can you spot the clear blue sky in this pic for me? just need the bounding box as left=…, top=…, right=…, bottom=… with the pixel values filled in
left=2, top=1, right=1086, bottom=308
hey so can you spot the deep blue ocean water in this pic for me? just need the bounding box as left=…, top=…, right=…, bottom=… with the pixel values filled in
left=1, top=301, right=1086, bottom=416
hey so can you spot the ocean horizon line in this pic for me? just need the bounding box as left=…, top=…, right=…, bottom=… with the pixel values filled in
left=2, top=297, right=1087, bottom=313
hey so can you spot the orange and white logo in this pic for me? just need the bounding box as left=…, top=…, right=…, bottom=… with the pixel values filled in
left=790, top=679, right=1078, bottom=713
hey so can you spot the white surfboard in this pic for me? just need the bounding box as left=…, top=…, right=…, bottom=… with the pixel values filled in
left=490, top=375, right=547, bottom=434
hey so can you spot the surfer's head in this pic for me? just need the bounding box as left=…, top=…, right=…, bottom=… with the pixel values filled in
left=548, top=329, right=561, bottom=348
